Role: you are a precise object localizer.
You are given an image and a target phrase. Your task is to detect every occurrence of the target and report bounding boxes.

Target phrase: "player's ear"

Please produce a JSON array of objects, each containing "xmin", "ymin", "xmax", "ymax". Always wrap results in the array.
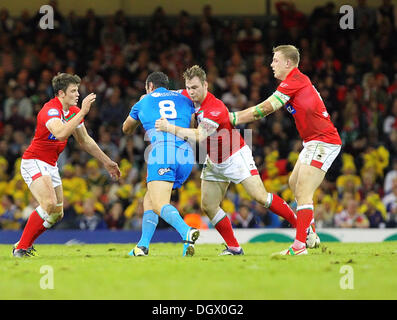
[{"xmin": 57, "ymin": 89, "xmax": 65, "ymax": 98}]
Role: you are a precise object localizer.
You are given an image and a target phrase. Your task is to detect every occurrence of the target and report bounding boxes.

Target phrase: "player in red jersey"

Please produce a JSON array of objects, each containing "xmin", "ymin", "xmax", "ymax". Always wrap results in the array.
[
  {"xmin": 155, "ymin": 65, "xmax": 298, "ymax": 255},
  {"xmin": 13, "ymin": 73, "xmax": 121, "ymax": 257},
  {"xmin": 230, "ymin": 45, "xmax": 342, "ymax": 256}
]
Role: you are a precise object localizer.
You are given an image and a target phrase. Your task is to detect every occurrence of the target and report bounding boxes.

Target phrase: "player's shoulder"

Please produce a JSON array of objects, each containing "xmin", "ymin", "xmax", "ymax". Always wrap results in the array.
[
  {"xmin": 284, "ymin": 68, "xmax": 310, "ymax": 85},
  {"xmin": 40, "ymin": 98, "xmax": 62, "ymax": 117},
  {"xmin": 207, "ymin": 92, "xmax": 228, "ymax": 111}
]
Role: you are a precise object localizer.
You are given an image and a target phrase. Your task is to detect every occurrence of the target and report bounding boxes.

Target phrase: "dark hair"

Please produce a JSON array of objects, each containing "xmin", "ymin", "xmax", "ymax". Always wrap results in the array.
[
  {"xmin": 52, "ymin": 72, "xmax": 81, "ymax": 96},
  {"xmin": 146, "ymin": 72, "xmax": 169, "ymax": 89}
]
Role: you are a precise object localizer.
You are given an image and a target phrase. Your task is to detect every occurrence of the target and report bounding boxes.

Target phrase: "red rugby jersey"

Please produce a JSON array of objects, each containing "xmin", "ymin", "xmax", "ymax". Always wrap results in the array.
[
  {"xmin": 274, "ymin": 67, "xmax": 341, "ymax": 145},
  {"xmin": 182, "ymin": 89, "xmax": 245, "ymax": 163},
  {"xmin": 23, "ymin": 97, "xmax": 84, "ymax": 166}
]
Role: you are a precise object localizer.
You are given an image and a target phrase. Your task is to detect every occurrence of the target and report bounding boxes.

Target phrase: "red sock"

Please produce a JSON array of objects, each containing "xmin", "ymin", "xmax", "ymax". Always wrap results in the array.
[
  {"xmin": 269, "ymin": 194, "xmax": 297, "ymax": 227},
  {"xmin": 17, "ymin": 210, "xmax": 46, "ymax": 249},
  {"xmin": 296, "ymin": 206, "xmax": 314, "ymax": 243},
  {"xmin": 29, "ymin": 225, "xmax": 47, "ymax": 247},
  {"xmin": 214, "ymin": 216, "xmax": 240, "ymax": 248}
]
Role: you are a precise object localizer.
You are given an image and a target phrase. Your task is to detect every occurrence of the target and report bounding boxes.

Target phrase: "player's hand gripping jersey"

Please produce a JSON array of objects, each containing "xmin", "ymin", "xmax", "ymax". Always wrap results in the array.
[
  {"xmin": 23, "ymin": 97, "xmax": 84, "ymax": 166},
  {"xmin": 181, "ymin": 89, "xmax": 246, "ymax": 163},
  {"xmin": 273, "ymin": 67, "xmax": 341, "ymax": 145},
  {"xmin": 129, "ymin": 87, "xmax": 195, "ymax": 188}
]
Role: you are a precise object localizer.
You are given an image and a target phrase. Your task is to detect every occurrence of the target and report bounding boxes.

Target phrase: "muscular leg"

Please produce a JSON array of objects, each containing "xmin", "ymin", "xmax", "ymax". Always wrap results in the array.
[
  {"xmin": 288, "ymin": 159, "xmax": 301, "ymax": 196},
  {"xmin": 200, "ymin": 179, "xmax": 229, "ymax": 221},
  {"xmin": 16, "ymin": 175, "xmax": 58, "ymax": 250},
  {"xmin": 241, "ymin": 175, "xmax": 297, "ymax": 227},
  {"xmin": 294, "ymin": 163, "xmax": 325, "ymax": 206},
  {"xmin": 147, "ymin": 180, "xmax": 191, "ymax": 241},
  {"xmin": 136, "ymin": 192, "xmax": 159, "ymax": 249},
  {"xmin": 201, "ymin": 179, "xmax": 241, "ymax": 250},
  {"xmin": 293, "ymin": 163, "xmax": 326, "ymax": 247}
]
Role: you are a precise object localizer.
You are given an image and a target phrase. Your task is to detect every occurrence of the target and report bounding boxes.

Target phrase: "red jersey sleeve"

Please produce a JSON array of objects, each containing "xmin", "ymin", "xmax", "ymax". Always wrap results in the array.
[
  {"xmin": 41, "ymin": 106, "xmax": 62, "ymax": 126},
  {"xmin": 275, "ymin": 68, "xmax": 306, "ymax": 101}
]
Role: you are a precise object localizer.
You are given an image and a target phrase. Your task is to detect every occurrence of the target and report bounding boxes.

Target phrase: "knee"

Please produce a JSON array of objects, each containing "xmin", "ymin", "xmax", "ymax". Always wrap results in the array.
[
  {"xmin": 201, "ymin": 199, "xmax": 216, "ymax": 216},
  {"xmin": 41, "ymin": 199, "xmax": 58, "ymax": 214},
  {"xmin": 294, "ymin": 186, "xmax": 313, "ymax": 205},
  {"xmin": 252, "ymin": 190, "xmax": 268, "ymax": 206}
]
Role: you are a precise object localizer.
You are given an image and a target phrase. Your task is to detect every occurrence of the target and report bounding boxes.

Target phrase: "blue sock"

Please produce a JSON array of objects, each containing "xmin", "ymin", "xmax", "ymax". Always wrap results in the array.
[
  {"xmin": 160, "ymin": 204, "xmax": 190, "ymax": 240},
  {"xmin": 137, "ymin": 210, "xmax": 158, "ymax": 248}
]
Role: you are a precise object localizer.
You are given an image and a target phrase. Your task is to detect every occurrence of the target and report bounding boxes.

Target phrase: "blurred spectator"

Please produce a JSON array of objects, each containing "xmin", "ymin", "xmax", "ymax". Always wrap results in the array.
[
  {"xmin": 314, "ymin": 195, "xmax": 335, "ymax": 228},
  {"xmin": 54, "ymin": 194, "xmax": 78, "ymax": 229},
  {"xmin": 363, "ymin": 193, "xmax": 387, "ymax": 228},
  {"xmin": 382, "ymin": 177, "xmax": 397, "ymax": 227},
  {"xmin": 334, "ymin": 199, "xmax": 369, "ymax": 228},
  {"xmin": 275, "ymin": 1, "xmax": 306, "ymax": 32},
  {"xmin": 105, "ymin": 201, "xmax": 126, "ymax": 230},
  {"xmin": 236, "ymin": 18, "xmax": 262, "ymax": 54},
  {"xmin": 97, "ymin": 129, "xmax": 120, "ymax": 162},
  {"xmin": 0, "ymin": 194, "xmax": 23, "ymax": 230},
  {"xmin": 4, "ymin": 86, "xmax": 33, "ymax": 121},
  {"xmin": 78, "ymin": 197, "xmax": 107, "ymax": 231},
  {"xmin": 232, "ymin": 202, "xmax": 260, "ymax": 228},
  {"xmin": 377, "ymin": 0, "xmax": 395, "ymax": 27},
  {"xmin": 100, "ymin": 16, "xmax": 126, "ymax": 46},
  {"xmin": 0, "ymin": 8, "xmax": 14, "ymax": 33},
  {"xmin": 384, "ymin": 157, "xmax": 397, "ymax": 194},
  {"xmin": 354, "ymin": 0, "xmax": 377, "ymax": 30}
]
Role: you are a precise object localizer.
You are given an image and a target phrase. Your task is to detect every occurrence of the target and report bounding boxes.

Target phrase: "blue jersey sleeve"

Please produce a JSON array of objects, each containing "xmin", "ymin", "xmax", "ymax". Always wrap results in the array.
[{"xmin": 129, "ymin": 101, "xmax": 141, "ymax": 121}]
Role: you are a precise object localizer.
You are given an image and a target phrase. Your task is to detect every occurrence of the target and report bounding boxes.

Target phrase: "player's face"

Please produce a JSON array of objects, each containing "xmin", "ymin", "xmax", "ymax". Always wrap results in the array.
[
  {"xmin": 271, "ymin": 52, "xmax": 288, "ymax": 80},
  {"xmin": 185, "ymin": 77, "xmax": 208, "ymax": 104},
  {"xmin": 62, "ymin": 84, "xmax": 80, "ymax": 107}
]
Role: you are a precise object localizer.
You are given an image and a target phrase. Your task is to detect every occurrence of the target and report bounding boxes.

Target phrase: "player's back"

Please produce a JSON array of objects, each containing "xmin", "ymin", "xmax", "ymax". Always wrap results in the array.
[{"xmin": 131, "ymin": 87, "xmax": 195, "ymax": 147}]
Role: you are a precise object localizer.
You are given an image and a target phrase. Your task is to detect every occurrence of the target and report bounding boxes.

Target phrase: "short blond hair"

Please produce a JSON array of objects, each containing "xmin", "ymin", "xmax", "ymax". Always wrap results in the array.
[
  {"xmin": 183, "ymin": 65, "xmax": 206, "ymax": 84},
  {"xmin": 273, "ymin": 45, "xmax": 300, "ymax": 66}
]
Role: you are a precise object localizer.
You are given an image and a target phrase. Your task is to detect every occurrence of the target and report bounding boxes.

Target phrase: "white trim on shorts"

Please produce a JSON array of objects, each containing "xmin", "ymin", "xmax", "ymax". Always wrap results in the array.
[
  {"xmin": 298, "ymin": 140, "xmax": 341, "ymax": 172},
  {"xmin": 20, "ymin": 158, "xmax": 62, "ymax": 188},
  {"xmin": 200, "ymin": 145, "xmax": 259, "ymax": 184}
]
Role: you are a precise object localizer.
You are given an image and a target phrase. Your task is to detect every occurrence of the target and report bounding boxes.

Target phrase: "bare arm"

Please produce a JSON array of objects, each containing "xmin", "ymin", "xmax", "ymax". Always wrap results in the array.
[
  {"xmin": 73, "ymin": 124, "xmax": 121, "ymax": 180},
  {"xmin": 229, "ymin": 93, "xmax": 287, "ymax": 126},
  {"xmin": 46, "ymin": 93, "xmax": 96, "ymax": 141},
  {"xmin": 155, "ymin": 117, "xmax": 216, "ymax": 143},
  {"xmin": 189, "ymin": 113, "xmax": 197, "ymax": 128},
  {"xmin": 122, "ymin": 116, "xmax": 140, "ymax": 135}
]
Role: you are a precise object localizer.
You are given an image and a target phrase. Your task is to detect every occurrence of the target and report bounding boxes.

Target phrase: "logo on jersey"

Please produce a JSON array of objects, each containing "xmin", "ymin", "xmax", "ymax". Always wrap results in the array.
[
  {"xmin": 210, "ymin": 111, "xmax": 221, "ymax": 117},
  {"xmin": 48, "ymin": 108, "xmax": 60, "ymax": 117},
  {"xmin": 285, "ymin": 103, "xmax": 296, "ymax": 114},
  {"xmin": 158, "ymin": 168, "xmax": 171, "ymax": 176},
  {"xmin": 151, "ymin": 92, "xmax": 178, "ymax": 98},
  {"xmin": 322, "ymin": 111, "xmax": 329, "ymax": 118},
  {"xmin": 279, "ymin": 82, "xmax": 288, "ymax": 88},
  {"xmin": 48, "ymin": 133, "xmax": 57, "ymax": 141}
]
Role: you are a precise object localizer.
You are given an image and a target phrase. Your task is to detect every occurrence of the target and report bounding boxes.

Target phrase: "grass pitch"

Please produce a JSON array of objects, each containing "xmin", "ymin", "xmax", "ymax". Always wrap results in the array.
[{"xmin": 1, "ymin": 242, "xmax": 397, "ymax": 300}]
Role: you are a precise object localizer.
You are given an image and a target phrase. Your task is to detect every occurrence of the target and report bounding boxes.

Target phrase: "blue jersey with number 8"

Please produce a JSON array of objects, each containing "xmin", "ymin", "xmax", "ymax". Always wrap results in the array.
[{"xmin": 129, "ymin": 87, "xmax": 195, "ymax": 146}]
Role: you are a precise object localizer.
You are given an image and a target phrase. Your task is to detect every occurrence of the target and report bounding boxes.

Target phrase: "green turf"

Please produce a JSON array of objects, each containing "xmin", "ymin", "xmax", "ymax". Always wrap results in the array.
[{"xmin": 1, "ymin": 242, "xmax": 397, "ymax": 300}]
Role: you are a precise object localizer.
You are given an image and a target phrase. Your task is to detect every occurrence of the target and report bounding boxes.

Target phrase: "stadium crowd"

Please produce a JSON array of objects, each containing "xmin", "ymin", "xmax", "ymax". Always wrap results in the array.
[{"xmin": 0, "ymin": 0, "xmax": 396, "ymax": 231}]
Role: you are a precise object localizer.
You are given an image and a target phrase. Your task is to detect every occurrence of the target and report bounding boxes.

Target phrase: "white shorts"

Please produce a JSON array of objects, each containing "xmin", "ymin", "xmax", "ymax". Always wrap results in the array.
[
  {"xmin": 200, "ymin": 145, "xmax": 259, "ymax": 184},
  {"xmin": 298, "ymin": 140, "xmax": 341, "ymax": 172},
  {"xmin": 20, "ymin": 159, "xmax": 62, "ymax": 188}
]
